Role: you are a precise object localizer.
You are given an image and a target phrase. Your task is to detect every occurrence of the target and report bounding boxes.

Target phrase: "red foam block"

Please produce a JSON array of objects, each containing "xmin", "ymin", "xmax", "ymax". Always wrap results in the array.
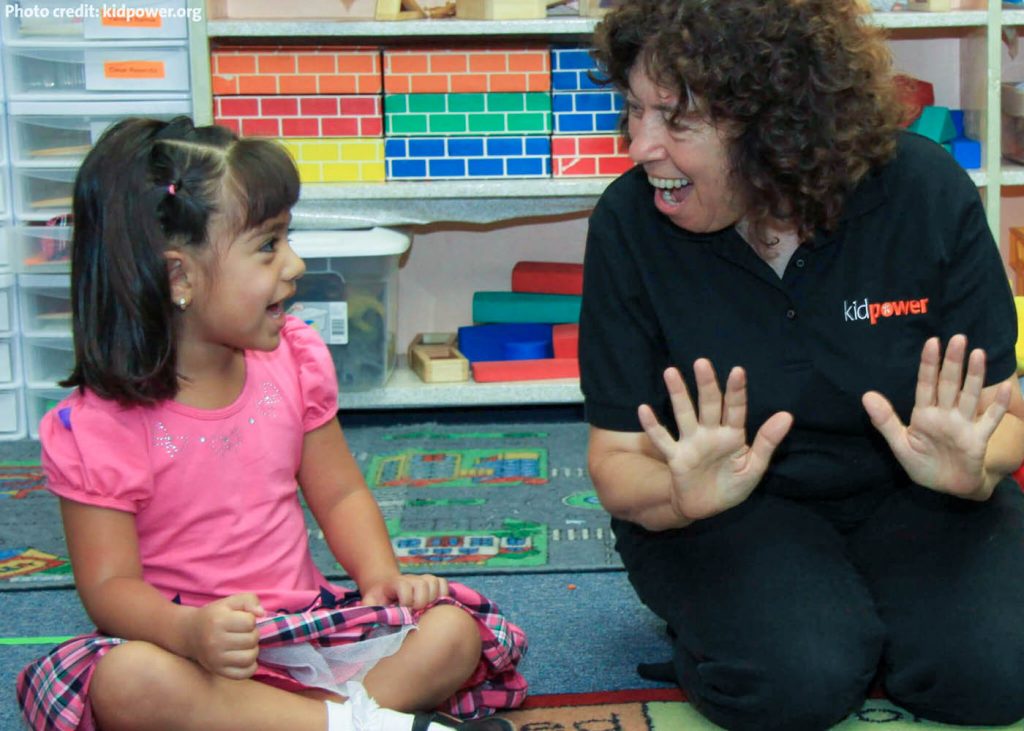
[
  {"xmin": 471, "ymin": 358, "xmax": 579, "ymax": 382},
  {"xmin": 552, "ymin": 323, "xmax": 578, "ymax": 359},
  {"xmin": 511, "ymin": 261, "xmax": 583, "ymax": 296}
]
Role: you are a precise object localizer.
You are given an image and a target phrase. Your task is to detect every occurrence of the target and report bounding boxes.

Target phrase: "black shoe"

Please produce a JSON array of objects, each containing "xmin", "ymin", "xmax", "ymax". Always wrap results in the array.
[
  {"xmin": 637, "ymin": 659, "xmax": 676, "ymax": 684},
  {"xmin": 412, "ymin": 711, "xmax": 515, "ymax": 731}
]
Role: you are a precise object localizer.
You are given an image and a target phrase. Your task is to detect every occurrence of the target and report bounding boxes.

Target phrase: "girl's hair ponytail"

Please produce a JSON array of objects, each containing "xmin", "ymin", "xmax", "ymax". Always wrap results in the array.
[{"xmin": 62, "ymin": 116, "xmax": 300, "ymax": 406}]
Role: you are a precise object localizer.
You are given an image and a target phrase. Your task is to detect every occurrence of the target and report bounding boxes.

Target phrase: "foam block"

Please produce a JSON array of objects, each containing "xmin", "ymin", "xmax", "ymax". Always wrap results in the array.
[
  {"xmin": 472, "ymin": 292, "xmax": 582, "ymax": 324},
  {"xmin": 552, "ymin": 323, "xmax": 579, "ymax": 359},
  {"xmin": 472, "ymin": 358, "xmax": 580, "ymax": 382},
  {"xmin": 511, "ymin": 261, "xmax": 583, "ymax": 295},
  {"xmin": 908, "ymin": 106, "xmax": 957, "ymax": 144},
  {"xmin": 457, "ymin": 323, "xmax": 553, "ymax": 363}
]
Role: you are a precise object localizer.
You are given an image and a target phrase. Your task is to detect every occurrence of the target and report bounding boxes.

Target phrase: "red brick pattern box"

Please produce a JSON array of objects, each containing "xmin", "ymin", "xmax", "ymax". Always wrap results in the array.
[
  {"xmin": 383, "ymin": 46, "xmax": 550, "ymax": 94},
  {"xmin": 552, "ymin": 135, "xmax": 633, "ymax": 177},
  {"xmin": 211, "ymin": 45, "xmax": 382, "ymax": 96},
  {"xmin": 215, "ymin": 96, "xmax": 383, "ymax": 138}
]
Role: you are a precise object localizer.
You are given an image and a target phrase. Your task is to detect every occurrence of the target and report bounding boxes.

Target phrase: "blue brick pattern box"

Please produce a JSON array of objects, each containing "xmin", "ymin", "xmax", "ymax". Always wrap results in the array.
[
  {"xmin": 385, "ymin": 136, "xmax": 552, "ymax": 179},
  {"xmin": 553, "ymin": 90, "xmax": 624, "ymax": 134},
  {"xmin": 551, "ymin": 47, "xmax": 607, "ymax": 92}
]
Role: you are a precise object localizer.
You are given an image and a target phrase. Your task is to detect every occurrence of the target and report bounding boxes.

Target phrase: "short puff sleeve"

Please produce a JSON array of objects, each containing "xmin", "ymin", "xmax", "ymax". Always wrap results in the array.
[
  {"xmin": 39, "ymin": 390, "xmax": 154, "ymax": 513},
  {"xmin": 281, "ymin": 316, "xmax": 339, "ymax": 432}
]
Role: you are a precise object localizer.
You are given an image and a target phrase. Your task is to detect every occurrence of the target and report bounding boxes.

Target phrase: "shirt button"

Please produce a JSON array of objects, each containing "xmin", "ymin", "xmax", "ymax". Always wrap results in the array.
[
  {"xmin": 795, "ymin": 258, "xmax": 805, "ymax": 268},
  {"xmin": 786, "ymin": 308, "xmax": 797, "ymax": 320}
]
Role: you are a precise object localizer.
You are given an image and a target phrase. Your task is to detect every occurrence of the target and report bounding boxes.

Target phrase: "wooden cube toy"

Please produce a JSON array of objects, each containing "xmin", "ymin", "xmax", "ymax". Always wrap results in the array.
[{"xmin": 408, "ymin": 333, "xmax": 470, "ymax": 383}]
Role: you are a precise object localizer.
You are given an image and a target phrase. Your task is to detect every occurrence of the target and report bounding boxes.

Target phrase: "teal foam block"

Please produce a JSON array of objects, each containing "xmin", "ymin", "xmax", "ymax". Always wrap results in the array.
[
  {"xmin": 472, "ymin": 292, "xmax": 582, "ymax": 324},
  {"xmin": 908, "ymin": 106, "xmax": 957, "ymax": 144}
]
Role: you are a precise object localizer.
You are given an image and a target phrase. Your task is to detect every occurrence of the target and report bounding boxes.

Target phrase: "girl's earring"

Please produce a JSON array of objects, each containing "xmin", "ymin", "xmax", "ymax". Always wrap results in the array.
[{"xmin": 177, "ymin": 297, "xmax": 188, "ymax": 311}]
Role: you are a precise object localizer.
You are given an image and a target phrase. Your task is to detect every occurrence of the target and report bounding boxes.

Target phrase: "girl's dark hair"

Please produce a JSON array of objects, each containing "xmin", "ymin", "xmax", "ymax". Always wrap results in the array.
[
  {"xmin": 62, "ymin": 116, "xmax": 300, "ymax": 406},
  {"xmin": 592, "ymin": 0, "xmax": 904, "ymax": 243}
]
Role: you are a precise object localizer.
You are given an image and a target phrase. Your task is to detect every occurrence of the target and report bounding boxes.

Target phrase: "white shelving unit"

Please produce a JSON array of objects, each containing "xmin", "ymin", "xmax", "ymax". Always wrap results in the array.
[{"xmin": 189, "ymin": 1, "xmax": 1009, "ymax": 410}]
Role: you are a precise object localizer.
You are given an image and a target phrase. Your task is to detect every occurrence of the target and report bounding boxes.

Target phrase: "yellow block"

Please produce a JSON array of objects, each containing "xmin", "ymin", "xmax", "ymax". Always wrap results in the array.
[{"xmin": 281, "ymin": 138, "xmax": 385, "ymax": 182}]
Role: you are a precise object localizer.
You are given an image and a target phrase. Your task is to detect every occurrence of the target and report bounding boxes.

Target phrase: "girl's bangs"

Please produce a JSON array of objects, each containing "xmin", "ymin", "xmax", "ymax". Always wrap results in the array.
[{"xmin": 229, "ymin": 139, "xmax": 301, "ymax": 231}]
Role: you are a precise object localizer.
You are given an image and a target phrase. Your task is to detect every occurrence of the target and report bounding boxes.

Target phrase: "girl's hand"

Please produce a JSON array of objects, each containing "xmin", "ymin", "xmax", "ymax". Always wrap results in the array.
[
  {"xmin": 639, "ymin": 361, "xmax": 793, "ymax": 522},
  {"xmin": 863, "ymin": 335, "xmax": 1011, "ymax": 499},
  {"xmin": 361, "ymin": 574, "xmax": 449, "ymax": 610},
  {"xmin": 186, "ymin": 593, "xmax": 265, "ymax": 679}
]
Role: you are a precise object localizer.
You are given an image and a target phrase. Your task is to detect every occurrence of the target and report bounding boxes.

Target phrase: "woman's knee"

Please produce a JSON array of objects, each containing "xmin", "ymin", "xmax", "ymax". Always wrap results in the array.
[
  {"xmin": 679, "ymin": 639, "xmax": 878, "ymax": 731},
  {"xmin": 887, "ymin": 638, "xmax": 1024, "ymax": 726}
]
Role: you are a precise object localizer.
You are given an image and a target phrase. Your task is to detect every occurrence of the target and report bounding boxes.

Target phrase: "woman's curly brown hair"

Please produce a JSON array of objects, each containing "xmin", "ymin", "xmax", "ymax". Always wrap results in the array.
[{"xmin": 592, "ymin": 0, "xmax": 904, "ymax": 243}]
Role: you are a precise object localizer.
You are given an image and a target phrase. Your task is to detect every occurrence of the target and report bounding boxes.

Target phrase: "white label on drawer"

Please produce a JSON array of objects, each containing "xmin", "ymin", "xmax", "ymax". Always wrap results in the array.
[
  {"xmin": 288, "ymin": 301, "xmax": 348, "ymax": 345},
  {"xmin": 0, "ymin": 342, "xmax": 11, "ymax": 382}
]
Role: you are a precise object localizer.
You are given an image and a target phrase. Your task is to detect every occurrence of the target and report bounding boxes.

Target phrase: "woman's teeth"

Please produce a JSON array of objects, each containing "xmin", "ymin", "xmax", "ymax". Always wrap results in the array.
[{"xmin": 649, "ymin": 176, "xmax": 690, "ymax": 203}]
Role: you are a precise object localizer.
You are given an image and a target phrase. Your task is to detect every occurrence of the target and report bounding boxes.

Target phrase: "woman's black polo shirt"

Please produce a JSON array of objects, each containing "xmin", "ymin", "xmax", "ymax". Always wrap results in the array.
[{"xmin": 579, "ymin": 132, "xmax": 1017, "ymax": 499}]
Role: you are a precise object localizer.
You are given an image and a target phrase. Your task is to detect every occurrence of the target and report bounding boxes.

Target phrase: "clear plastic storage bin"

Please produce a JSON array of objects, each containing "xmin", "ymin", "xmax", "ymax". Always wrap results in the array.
[
  {"xmin": 3, "ymin": 0, "xmax": 190, "ymax": 41},
  {"xmin": 17, "ymin": 272, "xmax": 71, "ymax": 337},
  {"xmin": 12, "ymin": 166, "xmax": 75, "ymax": 220},
  {"xmin": 8, "ymin": 99, "xmax": 192, "ymax": 165},
  {"xmin": 4, "ymin": 43, "xmax": 191, "ymax": 99},
  {"xmin": 10, "ymin": 222, "xmax": 71, "ymax": 272},
  {"xmin": 287, "ymin": 228, "xmax": 410, "ymax": 392},
  {"xmin": 22, "ymin": 335, "xmax": 72, "ymax": 387},
  {"xmin": 0, "ymin": 385, "xmax": 27, "ymax": 440}
]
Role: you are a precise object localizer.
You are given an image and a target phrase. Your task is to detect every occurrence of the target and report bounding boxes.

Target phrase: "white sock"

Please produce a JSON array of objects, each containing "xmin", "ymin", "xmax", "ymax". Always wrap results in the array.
[{"xmin": 324, "ymin": 682, "xmax": 450, "ymax": 731}]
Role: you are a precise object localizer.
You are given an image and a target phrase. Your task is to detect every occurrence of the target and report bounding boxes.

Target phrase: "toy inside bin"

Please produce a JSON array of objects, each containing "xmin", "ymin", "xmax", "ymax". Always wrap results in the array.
[{"xmin": 286, "ymin": 228, "xmax": 410, "ymax": 392}]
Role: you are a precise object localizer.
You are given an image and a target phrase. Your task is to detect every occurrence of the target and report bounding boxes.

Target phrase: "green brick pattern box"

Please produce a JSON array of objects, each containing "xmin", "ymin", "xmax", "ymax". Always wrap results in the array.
[{"xmin": 384, "ymin": 92, "xmax": 552, "ymax": 136}]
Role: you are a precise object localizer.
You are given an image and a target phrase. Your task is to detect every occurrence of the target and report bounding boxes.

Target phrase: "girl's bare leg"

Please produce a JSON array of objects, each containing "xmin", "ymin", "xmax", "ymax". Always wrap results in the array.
[
  {"xmin": 363, "ymin": 605, "xmax": 483, "ymax": 711},
  {"xmin": 90, "ymin": 640, "xmax": 328, "ymax": 731}
]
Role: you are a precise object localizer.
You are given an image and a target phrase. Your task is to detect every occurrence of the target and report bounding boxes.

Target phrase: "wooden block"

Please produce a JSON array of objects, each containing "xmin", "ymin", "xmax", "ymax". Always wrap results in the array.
[
  {"xmin": 456, "ymin": 0, "xmax": 547, "ymax": 19},
  {"xmin": 408, "ymin": 333, "xmax": 470, "ymax": 382},
  {"xmin": 472, "ymin": 358, "xmax": 580, "ymax": 382},
  {"xmin": 511, "ymin": 261, "xmax": 583, "ymax": 295}
]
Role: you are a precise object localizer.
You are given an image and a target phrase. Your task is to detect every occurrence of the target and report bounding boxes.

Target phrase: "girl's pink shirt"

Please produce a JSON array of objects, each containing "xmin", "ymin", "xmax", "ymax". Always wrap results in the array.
[{"xmin": 39, "ymin": 317, "xmax": 342, "ymax": 612}]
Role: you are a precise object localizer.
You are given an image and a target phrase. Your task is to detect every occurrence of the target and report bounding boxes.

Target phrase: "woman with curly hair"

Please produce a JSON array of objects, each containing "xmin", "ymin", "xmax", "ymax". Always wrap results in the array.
[{"xmin": 579, "ymin": 1, "xmax": 1024, "ymax": 729}]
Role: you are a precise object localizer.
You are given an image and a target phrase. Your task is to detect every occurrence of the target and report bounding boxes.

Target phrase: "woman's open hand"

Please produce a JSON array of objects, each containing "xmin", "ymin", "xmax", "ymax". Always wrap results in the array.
[
  {"xmin": 639, "ymin": 360, "xmax": 793, "ymax": 522},
  {"xmin": 862, "ymin": 334, "xmax": 1011, "ymax": 499}
]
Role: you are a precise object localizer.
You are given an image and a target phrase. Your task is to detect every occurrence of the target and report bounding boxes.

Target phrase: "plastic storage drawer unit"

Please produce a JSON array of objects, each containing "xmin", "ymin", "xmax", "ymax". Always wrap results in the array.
[{"xmin": 287, "ymin": 228, "xmax": 410, "ymax": 392}]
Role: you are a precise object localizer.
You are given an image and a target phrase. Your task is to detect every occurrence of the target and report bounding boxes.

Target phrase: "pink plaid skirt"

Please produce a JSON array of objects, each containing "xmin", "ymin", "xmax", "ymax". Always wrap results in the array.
[{"xmin": 16, "ymin": 582, "xmax": 528, "ymax": 731}]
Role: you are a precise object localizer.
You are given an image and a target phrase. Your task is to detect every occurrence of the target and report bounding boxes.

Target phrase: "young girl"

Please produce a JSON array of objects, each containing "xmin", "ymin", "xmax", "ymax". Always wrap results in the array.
[{"xmin": 16, "ymin": 117, "xmax": 526, "ymax": 731}]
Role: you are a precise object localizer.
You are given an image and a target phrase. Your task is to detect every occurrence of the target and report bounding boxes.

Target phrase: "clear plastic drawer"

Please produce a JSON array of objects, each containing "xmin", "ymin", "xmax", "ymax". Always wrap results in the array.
[
  {"xmin": 3, "ymin": 0, "xmax": 190, "ymax": 42},
  {"xmin": 17, "ymin": 273, "xmax": 71, "ymax": 337},
  {"xmin": 0, "ymin": 272, "xmax": 17, "ymax": 335},
  {"xmin": 0, "ymin": 385, "xmax": 27, "ymax": 440},
  {"xmin": 4, "ymin": 43, "xmax": 191, "ymax": 99},
  {"xmin": 11, "ymin": 222, "xmax": 71, "ymax": 273},
  {"xmin": 22, "ymin": 335, "xmax": 73, "ymax": 387},
  {"xmin": 0, "ymin": 335, "xmax": 21, "ymax": 384},
  {"xmin": 12, "ymin": 166, "xmax": 75, "ymax": 220},
  {"xmin": 27, "ymin": 385, "xmax": 71, "ymax": 439},
  {"xmin": 8, "ymin": 99, "xmax": 192, "ymax": 165}
]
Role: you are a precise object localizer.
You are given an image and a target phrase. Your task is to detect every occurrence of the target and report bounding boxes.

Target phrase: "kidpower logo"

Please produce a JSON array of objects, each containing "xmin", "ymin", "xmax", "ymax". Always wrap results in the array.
[{"xmin": 844, "ymin": 297, "xmax": 929, "ymax": 325}]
